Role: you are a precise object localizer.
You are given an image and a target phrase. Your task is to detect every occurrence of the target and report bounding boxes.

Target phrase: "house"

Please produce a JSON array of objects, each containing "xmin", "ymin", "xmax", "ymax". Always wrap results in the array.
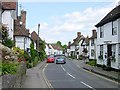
[
  {"xmin": 31, "ymin": 31, "xmax": 42, "ymax": 50},
  {"xmin": 45, "ymin": 44, "xmax": 52, "ymax": 55},
  {"xmin": 69, "ymin": 32, "xmax": 84, "ymax": 58},
  {"xmin": 49, "ymin": 44, "xmax": 63, "ymax": 55},
  {"xmin": 14, "ymin": 10, "xmax": 32, "ymax": 53},
  {"xmin": 95, "ymin": 4, "xmax": 120, "ymax": 69},
  {"xmin": 81, "ymin": 36, "xmax": 90, "ymax": 58},
  {"xmin": 2, "ymin": 2, "xmax": 18, "ymax": 40},
  {"xmin": 66, "ymin": 41, "xmax": 71, "ymax": 56},
  {"xmin": 89, "ymin": 29, "xmax": 97, "ymax": 60}
]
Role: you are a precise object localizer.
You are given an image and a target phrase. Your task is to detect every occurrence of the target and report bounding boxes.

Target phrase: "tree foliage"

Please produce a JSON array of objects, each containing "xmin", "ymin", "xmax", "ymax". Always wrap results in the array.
[{"xmin": 2, "ymin": 26, "xmax": 14, "ymax": 48}]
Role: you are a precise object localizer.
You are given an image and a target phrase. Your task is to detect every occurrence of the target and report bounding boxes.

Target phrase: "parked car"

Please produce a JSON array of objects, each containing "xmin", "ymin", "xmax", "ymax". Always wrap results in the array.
[
  {"xmin": 56, "ymin": 55, "xmax": 66, "ymax": 64},
  {"xmin": 46, "ymin": 55, "xmax": 55, "ymax": 63}
]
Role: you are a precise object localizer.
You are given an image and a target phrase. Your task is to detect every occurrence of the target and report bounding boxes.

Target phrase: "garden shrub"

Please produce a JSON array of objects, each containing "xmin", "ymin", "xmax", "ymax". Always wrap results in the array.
[
  {"xmin": 2, "ymin": 62, "xmax": 19, "ymax": 75},
  {"xmin": 87, "ymin": 59, "xmax": 97, "ymax": 66}
]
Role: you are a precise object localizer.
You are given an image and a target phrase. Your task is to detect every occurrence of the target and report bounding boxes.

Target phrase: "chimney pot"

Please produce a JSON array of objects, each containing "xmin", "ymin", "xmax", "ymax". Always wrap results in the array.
[{"xmin": 77, "ymin": 32, "xmax": 81, "ymax": 37}]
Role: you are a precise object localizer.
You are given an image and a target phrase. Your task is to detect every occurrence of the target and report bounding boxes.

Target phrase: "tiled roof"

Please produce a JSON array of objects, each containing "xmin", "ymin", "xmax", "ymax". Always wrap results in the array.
[
  {"xmin": 2, "ymin": 2, "xmax": 17, "ymax": 10},
  {"xmin": 31, "ymin": 31, "xmax": 41, "ymax": 42},
  {"xmin": 50, "ymin": 44, "xmax": 62, "ymax": 50},
  {"xmin": 70, "ymin": 35, "xmax": 84, "ymax": 46},
  {"xmin": 95, "ymin": 5, "xmax": 120, "ymax": 27},
  {"xmin": 81, "ymin": 36, "xmax": 90, "ymax": 46},
  {"xmin": 47, "ymin": 44, "xmax": 51, "ymax": 49},
  {"xmin": 14, "ymin": 19, "xmax": 29, "ymax": 37}
]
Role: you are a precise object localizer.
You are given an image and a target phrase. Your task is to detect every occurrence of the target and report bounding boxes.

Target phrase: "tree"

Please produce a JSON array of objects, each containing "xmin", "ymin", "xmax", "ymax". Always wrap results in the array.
[
  {"xmin": 39, "ymin": 40, "xmax": 46, "ymax": 61},
  {"xmin": 2, "ymin": 26, "xmax": 14, "ymax": 48},
  {"xmin": 56, "ymin": 41, "xmax": 62, "ymax": 47}
]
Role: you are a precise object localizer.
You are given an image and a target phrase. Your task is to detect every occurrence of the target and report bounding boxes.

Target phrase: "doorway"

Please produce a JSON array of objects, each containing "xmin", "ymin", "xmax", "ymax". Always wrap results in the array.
[{"xmin": 107, "ymin": 44, "xmax": 112, "ymax": 67}]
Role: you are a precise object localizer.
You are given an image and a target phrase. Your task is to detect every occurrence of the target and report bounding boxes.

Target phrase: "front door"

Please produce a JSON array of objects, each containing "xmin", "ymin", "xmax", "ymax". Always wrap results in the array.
[{"xmin": 107, "ymin": 44, "xmax": 112, "ymax": 67}]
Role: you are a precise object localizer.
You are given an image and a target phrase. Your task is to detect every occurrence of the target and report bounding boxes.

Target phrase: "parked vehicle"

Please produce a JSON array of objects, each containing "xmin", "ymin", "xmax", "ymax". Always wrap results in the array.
[{"xmin": 46, "ymin": 55, "xmax": 55, "ymax": 63}]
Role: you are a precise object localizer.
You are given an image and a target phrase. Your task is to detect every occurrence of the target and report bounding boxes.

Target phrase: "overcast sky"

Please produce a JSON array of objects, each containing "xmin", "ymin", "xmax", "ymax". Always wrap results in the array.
[{"xmin": 18, "ymin": 0, "xmax": 120, "ymax": 45}]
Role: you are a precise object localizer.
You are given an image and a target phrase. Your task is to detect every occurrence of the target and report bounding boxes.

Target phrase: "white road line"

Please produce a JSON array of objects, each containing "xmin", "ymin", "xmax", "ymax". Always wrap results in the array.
[
  {"xmin": 62, "ymin": 67, "xmax": 66, "ymax": 71},
  {"xmin": 67, "ymin": 72, "xmax": 76, "ymax": 79},
  {"xmin": 80, "ymin": 81, "xmax": 95, "ymax": 90}
]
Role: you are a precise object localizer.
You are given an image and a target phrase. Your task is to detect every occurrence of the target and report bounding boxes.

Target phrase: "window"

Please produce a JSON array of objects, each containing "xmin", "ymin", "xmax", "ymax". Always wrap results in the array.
[
  {"xmin": 91, "ymin": 49, "xmax": 94, "ymax": 57},
  {"xmin": 100, "ymin": 45, "xmax": 103, "ymax": 56},
  {"xmin": 91, "ymin": 39, "xmax": 94, "ymax": 46},
  {"xmin": 112, "ymin": 20, "xmax": 117, "ymax": 35},
  {"xmin": 100, "ymin": 26, "xmax": 104, "ymax": 38},
  {"xmin": 112, "ymin": 44, "xmax": 116, "ymax": 57}
]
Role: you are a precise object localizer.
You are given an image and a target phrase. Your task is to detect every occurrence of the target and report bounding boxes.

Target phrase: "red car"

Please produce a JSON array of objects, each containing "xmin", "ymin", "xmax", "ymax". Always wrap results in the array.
[{"xmin": 46, "ymin": 55, "xmax": 55, "ymax": 63}]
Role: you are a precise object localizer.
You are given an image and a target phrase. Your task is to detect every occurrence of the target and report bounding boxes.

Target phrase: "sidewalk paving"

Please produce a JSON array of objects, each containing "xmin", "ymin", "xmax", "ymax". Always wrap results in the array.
[
  {"xmin": 73, "ymin": 59, "xmax": 120, "ymax": 82},
  {"xmin": 21, "ymin": 60, "xmax": 48, "ymax": 88}
]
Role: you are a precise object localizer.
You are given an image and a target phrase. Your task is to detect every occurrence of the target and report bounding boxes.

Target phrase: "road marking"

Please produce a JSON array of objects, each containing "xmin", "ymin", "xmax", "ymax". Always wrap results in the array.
[
  {"xmin": 63, "ymin": 67, "xmax": 66, "ymax": 72},
  {"xmin": 67, "ymin": 72, "xmax": 76, "ymax": 79},
  {"xmin": 76, "ymin": 64, "xmax": 118, "ymax": 84},
  {"xmin": 80, "ymin": 81, "xmax": 95, "ymax": 90}
]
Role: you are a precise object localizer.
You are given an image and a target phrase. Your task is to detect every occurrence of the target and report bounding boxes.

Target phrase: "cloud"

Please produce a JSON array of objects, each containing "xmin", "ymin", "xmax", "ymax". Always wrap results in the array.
[{"xmin": 30, "ymin": 1, "xmax": 118, "ymax": 44}]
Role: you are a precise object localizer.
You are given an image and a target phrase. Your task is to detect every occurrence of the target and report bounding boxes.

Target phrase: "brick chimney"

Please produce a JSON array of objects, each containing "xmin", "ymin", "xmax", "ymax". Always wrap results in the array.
[
  {"xmin": 77, "ymin": 32, "xmax": 81, "ymax": 37},
  {"xmin": 68, "ymin": 41, "xmax": 71, "ymax": 46},
  {"xmin": 92, "ymin": 29, "xmax": 96, "ymax": 36},
  {"xmin": 21, "ymin": 10, "xmax": 26, "ymax": 27}
]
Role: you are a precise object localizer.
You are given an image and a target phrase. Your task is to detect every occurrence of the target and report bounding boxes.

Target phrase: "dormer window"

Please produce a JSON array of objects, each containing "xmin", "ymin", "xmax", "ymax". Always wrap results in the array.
[{"xmin": 112, "ymin": 20, "xmax": 117, "ymax": 35}]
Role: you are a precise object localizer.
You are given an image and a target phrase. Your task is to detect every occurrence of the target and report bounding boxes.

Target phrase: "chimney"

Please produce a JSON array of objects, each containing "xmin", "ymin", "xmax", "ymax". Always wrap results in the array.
[
  {"xmin": 68, "ymin": 41, "xmax": 71, "ymax": 46},
  {"xmin": 77, "ymin": 32, "xmax": 81, "ymax": 37},
  {"xmin": 21, "ymin": 10, "xmax": 26, "ymax": 27},
  {"xmin": 92, "ymin": 29, "xmax": 96, "ymax": 36}
]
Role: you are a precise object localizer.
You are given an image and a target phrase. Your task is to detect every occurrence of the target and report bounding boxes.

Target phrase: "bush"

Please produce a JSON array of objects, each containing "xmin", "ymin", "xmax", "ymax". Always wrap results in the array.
[
  {"xmin": 87, "ymin": 59, "xmax": 96, "ymax": 66},
  {"xmin": 79, "ymin": 55, "xmax": 83, "ymax": 60},
  {"xmin": 33, "ymin": 57, "xmax": 38, "ymax": 66},
  {"xmin": 2, "ymin": 62, "xmax": 19, "ymax": 75},
  {"xmin": 26, "ymin": 61, "xmax": 33, "ymax": 68},
  {"xmin": 3, "ymin": 38, "xmax": 14, "ymax": 49}
]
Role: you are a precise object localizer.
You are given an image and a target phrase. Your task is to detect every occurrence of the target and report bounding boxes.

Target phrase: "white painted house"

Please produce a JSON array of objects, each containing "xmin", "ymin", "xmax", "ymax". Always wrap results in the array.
[
  {"xmin": 81, "ymin": 36, "xmax": 89, "ymax": 58},
  {"xmin": 95, "ymin": 5, "xmax": 120, "ymax": 69},
  {"xmin": 2, "ymin": 2, "xmax": 17, "ymax": 40},
  {"xmin": 89, "ymin": 29, "xmax": 97, "ymax": 60},
  {"xmin": 49, "ymin": 44, "xmax": 63, "ymax": 55},
  {"xmin": 14, "ymin": 10, "xmax": 32, "ymax": 52},
  {"xmin": 69, "ymin": 32, "xmax": 84, "ymax": 58},
  {"xmin": 45, "ymin": 44, "xmax": 52, "ymax": 55}
]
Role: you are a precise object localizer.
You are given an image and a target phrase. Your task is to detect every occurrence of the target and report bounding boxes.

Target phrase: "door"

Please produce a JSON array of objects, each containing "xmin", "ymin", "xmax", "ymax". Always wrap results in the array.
[{"xmin": 107, "ymin": 44, "xmax": 112, "ymax": 67}]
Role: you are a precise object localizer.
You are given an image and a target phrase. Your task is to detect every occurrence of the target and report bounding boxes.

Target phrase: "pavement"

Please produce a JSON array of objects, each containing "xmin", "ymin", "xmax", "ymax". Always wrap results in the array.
[
  {"xmin": 73, "ymin": 59, "xmax": 120, "ymax": 83},
  {"xmin": 21, "ymin": 60, "xmax": 49, "ymax": 88}
]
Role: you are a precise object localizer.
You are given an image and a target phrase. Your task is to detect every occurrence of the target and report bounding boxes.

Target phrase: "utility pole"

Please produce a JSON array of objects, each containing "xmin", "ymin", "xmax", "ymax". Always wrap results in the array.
[{"xmin": 38, "ymin": 24, "xmax": 40, "ymax": 50}]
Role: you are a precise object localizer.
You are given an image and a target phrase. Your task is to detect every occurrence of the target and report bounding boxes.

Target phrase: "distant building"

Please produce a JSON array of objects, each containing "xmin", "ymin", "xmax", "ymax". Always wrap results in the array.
[{"xmin": 89, "ymin": 29, "xmax": 97, "ymax": 60}]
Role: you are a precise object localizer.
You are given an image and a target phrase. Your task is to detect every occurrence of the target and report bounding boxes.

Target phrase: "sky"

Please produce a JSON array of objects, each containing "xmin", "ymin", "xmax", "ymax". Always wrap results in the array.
[{"xmin": 18, "ymin": 0, "xmax": 120, "ymax": 45}]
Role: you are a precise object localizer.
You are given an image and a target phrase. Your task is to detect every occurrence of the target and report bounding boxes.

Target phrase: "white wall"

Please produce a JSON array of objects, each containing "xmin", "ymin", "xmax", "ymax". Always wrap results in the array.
[
  {"xmin": 78, "ymin": 40, "xmax": 83, "ymax": 55},
  {"xmin": 2, "ymin": 10, "xmax": 16, "ymax": 40},
  {"xmin": 96, "ymin": 19, "xmax": 119, "ymax": 69},
  {"xmin": 89, "ymin": 39, "xmax": 97, "ymax": 59},
  {"xmin": 15, "ymin": 36, "xmax": 25, "ymax": 50},
  {"xmin": 97, "ymin": 21, "xmax": 118, "ymax": 45}
]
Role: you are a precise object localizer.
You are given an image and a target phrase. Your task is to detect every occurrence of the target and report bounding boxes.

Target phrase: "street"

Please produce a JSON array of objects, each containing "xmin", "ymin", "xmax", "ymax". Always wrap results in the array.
[{"xmin": 44, "ymin": 57, "xmax": 119, "ymax": 89}]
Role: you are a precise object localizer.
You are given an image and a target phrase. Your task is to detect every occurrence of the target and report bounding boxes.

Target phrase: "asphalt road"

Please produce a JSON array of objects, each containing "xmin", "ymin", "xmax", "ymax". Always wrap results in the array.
[{"xmin": 44, "ymin": 57, "xmax": 119, "ymax": 89}]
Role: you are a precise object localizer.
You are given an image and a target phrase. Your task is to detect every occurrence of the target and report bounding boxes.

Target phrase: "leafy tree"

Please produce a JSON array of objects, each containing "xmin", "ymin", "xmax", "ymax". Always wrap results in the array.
[
  {"xmin": 39, "ymin": 40, "xmax": 46, "ymax": 61},
  {"xmin": 56, "ymin": 41, "xmax": 62, "ymax": 47}
]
